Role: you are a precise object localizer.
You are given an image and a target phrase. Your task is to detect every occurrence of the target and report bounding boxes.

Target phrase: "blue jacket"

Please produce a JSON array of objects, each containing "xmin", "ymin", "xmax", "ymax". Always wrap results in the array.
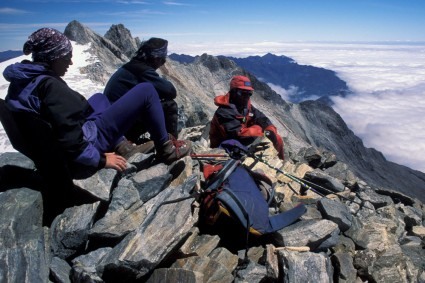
[
  {"xmin": 3, "ymin": 60, "xmax": 105, "ymax": 168},
  {"xmin": 104, "ymin": 59, "xmax": 176, "ymax": 103}
]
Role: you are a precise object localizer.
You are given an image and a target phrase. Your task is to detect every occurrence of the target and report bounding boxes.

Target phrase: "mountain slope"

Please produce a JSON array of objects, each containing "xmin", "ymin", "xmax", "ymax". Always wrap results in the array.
[
  {"xmin": 170, "ymin": 53, "xmax": 351, "ymax": 103},
  {"xmin": 1, "ymin": 20, "xmax": 424, "ymax": 202}
]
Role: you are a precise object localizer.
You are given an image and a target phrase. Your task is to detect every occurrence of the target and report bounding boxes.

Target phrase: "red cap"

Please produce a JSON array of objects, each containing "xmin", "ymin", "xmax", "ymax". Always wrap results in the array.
[{"xmin": 230, "ymin": 75, "xmax": 254, "ymax": 91}]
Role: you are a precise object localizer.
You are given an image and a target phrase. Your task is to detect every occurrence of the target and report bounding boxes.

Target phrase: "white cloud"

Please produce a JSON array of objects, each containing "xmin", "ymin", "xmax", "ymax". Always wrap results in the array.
[
  {"xmin": 267, "ymin": 83, "xmax": 299, "ymax": 101},
  {"xmin": 171, "ymin": 41, "xmax": 425, "ymax": 173},
  {"xmin": 0, "ymin": 8, "xmax": 30, "ymax": 15}
]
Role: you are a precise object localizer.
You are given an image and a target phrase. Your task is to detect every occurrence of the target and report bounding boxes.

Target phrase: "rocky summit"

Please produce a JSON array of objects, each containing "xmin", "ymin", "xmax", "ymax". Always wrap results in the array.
[{"xmin": 0, "ymin": 20, "xmax": 424, "ymax": 282}]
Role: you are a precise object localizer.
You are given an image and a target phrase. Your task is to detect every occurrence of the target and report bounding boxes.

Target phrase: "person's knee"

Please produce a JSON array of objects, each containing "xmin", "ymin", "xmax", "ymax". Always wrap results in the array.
[{"xmin": 136, "ymin": 82, "xmax": 157, "ymax": 96}]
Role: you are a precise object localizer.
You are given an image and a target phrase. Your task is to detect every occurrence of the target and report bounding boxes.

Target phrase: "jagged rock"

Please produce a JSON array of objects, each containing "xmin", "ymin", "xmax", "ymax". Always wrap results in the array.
[
  {"xmin": 89, "ymin": 177, "xmax": 147, "ymax": 242},
  {"xmin": 208, "ymin": 247, "xmax": 239, "ymax": 273},
  {"xmin": 331, "ymin": 235, "xmax": 356, "ymax": 256},
  {"xmin": 358, "ymin": 188, "xmax": 393, "ymax": 209},
  {"xmin": 238, "ymin": 246, "xmax": 265, "ymax": 264},
  {"xmin": 234, "ymin": 260, "xmax": 268, "ymax": 283},
  {"xmin": 317, "ymin": 197, "xmax": 353, "ymax": 232},
  {"xmin": 324, "ymin": 161, "xmax": 358, "ymax": 189},
  {"xmin": 147, "ymin": 268, "xmax": 204, "ymax": 283},
  {"xmin": 345, "ymin": 211, "xmax": 402, "ymax": 251},
  {"xmin": 304, "ymin": 169, "xmax": 345, "ymax": 193},
  {"xmin": 0, "ymin": 152, "xmax": 41, "ymax": 190},
  {"xmin": 397, "ymin": 204, "xmax": 423, "ymax": 229},
  {"xmin": 71, "ymin": 247, "xmax": 112, "ymax": 283},
  {"xmin": 50, "ymin": 257, "xmax": 72, "ymax": 283},
  {"xmin": 273, "ymin": 219, "xmax": 340, "ymax": 251},
  {"xmin": 0, "ymin": 188, "xmax": 50, "ymax": 283},
  {"xmin": 331, "ymin": 252, "xmax": 357, "ymax": 283},
  {"xmin": 179, "ymin": 228, "xmax": 220, "ymax": 257},
  {"xmin": 411, "ymin": 226, "xmax": 425, "ymax": 240},
  {"xmin": 279, "ymin": 250, "xmax": 334, "ymax": 283},
  {"xmin": 98, "ymin": 176, "xmax": 198, "ymax": 280},
  {"xmin": 51, "ymin": 202, "xmax": 100, "ymax": 259},
  {"xmin": 172, "ymin": 256, "xmax": 234, "ymax": 283},
  {"xmin": 302, "ymin": 146, "xmax": 322, "ymax": 168},
  {"xmin": 131, "ymin": 163, "xmax": 172, "ymax": 201},
  {"xmin": 264, "ymin": 245, "xmax": 279, "ymax": 281},
  {"xmin": 104, "ymin": 23, "xmax": 139, "ymax": 59},
  {"xmin": 73, "ymin": 168, "xmax": 118, "ymax": 201},
  {"xmin": 354, "ymin": 244, "xmax": 416, "ymax": 283}
]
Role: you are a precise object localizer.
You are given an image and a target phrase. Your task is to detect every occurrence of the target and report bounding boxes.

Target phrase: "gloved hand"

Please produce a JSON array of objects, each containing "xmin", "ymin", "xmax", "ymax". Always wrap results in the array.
[
  {"xmin": 264, "ymin": 130, "xmax": 278, "ymax": 145},
  {"xmin": 264, "ymin": 126, "xmax": 284, "ymax": 160}
]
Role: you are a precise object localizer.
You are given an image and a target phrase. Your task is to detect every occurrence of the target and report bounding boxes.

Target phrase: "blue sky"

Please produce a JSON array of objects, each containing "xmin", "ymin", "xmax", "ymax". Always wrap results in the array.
[{"xmin": 1, "ymin": 0, "xmax": 425, "ymax": 52}]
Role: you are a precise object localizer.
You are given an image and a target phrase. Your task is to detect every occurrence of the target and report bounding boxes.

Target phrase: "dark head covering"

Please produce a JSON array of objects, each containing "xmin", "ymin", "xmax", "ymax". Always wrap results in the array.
[
  {"xmin": 23, "ymin": 28, "xmax": 72, "ymax": 63},
  {"xmin": 135, "ymin": 37, "xmax": 168, "ymax": 59}
]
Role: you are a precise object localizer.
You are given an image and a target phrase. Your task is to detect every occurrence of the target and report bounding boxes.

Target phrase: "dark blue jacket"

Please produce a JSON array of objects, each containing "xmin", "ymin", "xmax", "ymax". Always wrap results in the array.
[
  {"xmin": 3, "ymin": 60, "xmax": 104, "ymax": 168},
  {"xmin": 104, "ymin": 59, "xmax": 176, "ymax": 103}
]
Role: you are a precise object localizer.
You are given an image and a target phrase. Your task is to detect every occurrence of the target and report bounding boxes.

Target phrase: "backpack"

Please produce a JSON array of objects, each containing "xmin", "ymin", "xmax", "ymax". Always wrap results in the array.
[{"xmin": 199, "ymin": 158, "xmax": 306, "ymax": 236}]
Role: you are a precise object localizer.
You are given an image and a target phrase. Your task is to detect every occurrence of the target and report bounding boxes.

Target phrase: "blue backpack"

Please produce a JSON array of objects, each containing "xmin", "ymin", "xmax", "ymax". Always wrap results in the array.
[{"xmin": 200, "ymin": 158, "xmax": 306, "ymax": 236}]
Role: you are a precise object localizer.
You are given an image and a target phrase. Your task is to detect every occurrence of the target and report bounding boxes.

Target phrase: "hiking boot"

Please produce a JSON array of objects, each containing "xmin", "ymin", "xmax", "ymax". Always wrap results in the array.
[
  {"xmin": 156, "ymin": 136, "xmax": 192, "ymax": 164},
  {"xmin": 115, "ymin": 140, "xmax": 155, "ymax": 159}
]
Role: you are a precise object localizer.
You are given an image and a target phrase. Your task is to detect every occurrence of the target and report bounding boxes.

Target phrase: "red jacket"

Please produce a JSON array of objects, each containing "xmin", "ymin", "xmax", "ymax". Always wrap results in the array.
[{"xmin": 209, "ymin": 93, "xmax": 284, "ymax": 159}]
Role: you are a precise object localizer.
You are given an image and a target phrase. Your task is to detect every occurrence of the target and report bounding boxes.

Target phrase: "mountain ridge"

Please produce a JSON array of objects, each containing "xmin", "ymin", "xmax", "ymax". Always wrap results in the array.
[{"xmin": 1, "ymin": 20, "xmax": 424, "ymax": 202}]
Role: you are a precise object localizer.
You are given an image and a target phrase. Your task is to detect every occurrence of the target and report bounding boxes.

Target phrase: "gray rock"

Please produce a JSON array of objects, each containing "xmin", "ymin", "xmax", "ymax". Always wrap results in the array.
[
  {"xmin": 234, "ymin": 260, "xmax": 268, "ymax": 283},
  {"xmin": 0, "ymin": 188, "xmax": 50, "ymax": 283},
  {"xmin": 89, "ymin": 178, "xmax": 147, "ymax": 241},
  {"xmin": 304, "ymin": 169, "xmax": 345, "ymax": 193},
  {"xmin": 99, "ymin": 176, "xmax": 198, "ymax": 280},
  {"xmin": 172, "ymin": 256, "xmax": 234, "ymax": 283},
  {"xmin": 51, "ymin": 202, "xmax": 100, "ymax": 259},
  {"xmin": 179, "ymin": 229, "xmax": 220, "ymax": 257},
  {"xmin": 331, "ymin": 252, "xmax": 357, "ymax": 283},
  {"xmin": 71, "ymin": 247, "xmax": 112, "ymax": 283},
  {"xmin": 358, "ymin": 188, "xmax": 393, "ymax": 209},
  {"xmin": 279, "ymin": 250, "xmax": 333, "ymax": 283},
  {"xmin": 147, "ymin": 268, "xmax": 204, "ymax": 283},
  {"xmin": 74, "ymin": 168, "xmax": 118, "ymax": 202},
  {"xmin": 273, "ymin": 219, "xmax": 339, "ymax": 251},
  {"xmin": 208, "ymin": 247, "xmax": 239, "ymax": 273},
  {"xmin": 317, "ymin": 197, "xmax": 353, "ymax": 232},
  {"xmin": 50, "ymin": 257, "xmax": 72, "ymax": 283}
]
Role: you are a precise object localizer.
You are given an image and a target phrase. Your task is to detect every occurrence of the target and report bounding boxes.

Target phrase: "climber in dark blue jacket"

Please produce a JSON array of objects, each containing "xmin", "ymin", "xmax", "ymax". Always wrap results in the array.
[
  {"xmin": 104, "ymin": 38, "xmax": 179, "ymax": 141},
  {"xmin": 3, "ymin": 28, "xmax": 191, "ymax": 172}
]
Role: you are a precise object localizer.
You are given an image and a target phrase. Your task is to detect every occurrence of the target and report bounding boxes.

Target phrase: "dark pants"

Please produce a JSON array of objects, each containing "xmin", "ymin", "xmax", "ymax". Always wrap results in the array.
[
  {"xmin": 87, "ymin": 83, "xmax": 169, "ymax": 151},
  {"xmin": 125, "ymin": 99, "xmax": 178, "ymax": 143}
]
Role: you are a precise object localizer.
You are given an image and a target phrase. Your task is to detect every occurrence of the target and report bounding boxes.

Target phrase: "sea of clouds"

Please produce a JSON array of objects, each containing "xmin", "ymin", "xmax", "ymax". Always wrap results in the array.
[
  {"xmin": 172, "ymin": 41, "xmax": 425, "ymax": 173},
  {"xmin": 1, "ymin": 41, "xmax": 424, "ymax": 173}
]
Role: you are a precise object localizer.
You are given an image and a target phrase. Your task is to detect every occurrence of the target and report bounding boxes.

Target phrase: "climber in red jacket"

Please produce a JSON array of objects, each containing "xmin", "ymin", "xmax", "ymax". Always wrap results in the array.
[{"xmin": 209, "ymin": 75, "xmax": 284, "ymax": 160}]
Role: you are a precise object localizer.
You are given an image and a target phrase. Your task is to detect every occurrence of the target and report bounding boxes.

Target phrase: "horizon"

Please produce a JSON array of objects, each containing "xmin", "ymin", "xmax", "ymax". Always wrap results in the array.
[{"xmin": 1, "ymin": 0, "xmax": 425, "ymax": 53}]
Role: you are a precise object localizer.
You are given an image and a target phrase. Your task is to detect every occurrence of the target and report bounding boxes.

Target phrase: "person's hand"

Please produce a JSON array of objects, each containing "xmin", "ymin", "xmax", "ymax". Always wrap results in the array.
[
  {"xmin": 264, "ymin": 130, "xmax": 278, "ymax": 145},
  {"xmin": 104, "ymin": 152, "xmax": 127, "ymax": 171}
]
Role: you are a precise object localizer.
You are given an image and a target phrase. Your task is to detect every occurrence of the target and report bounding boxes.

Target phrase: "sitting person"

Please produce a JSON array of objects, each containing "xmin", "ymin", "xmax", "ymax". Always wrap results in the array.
[
  {"xmin": 3, "ymin": 28, "xmax": 192, "ymax": 173},
  {"xmin": 104, "ymin": 37, "xmax": 179, "ymax": 142},
  {"xmin": 209, "ymin": 75, "xmax": 284, "ymax": 160}
]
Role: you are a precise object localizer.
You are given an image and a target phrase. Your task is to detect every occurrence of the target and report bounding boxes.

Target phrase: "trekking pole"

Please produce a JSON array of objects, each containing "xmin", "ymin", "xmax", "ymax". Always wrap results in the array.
[
  {"xmin": 190, "ymin": 154, "xmax": 229, "ymax": 159},
  {"xmin": 238, "ymin": 146, "xmax": 374, "ymax": 210}
]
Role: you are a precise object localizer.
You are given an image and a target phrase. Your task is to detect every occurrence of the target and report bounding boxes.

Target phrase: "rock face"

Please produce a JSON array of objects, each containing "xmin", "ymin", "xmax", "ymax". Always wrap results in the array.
[
  {"xmin": 1, "ymin": 20, "xmax": 425, "ymax": 282},
  {"xmin": 0, "ymin": 134, "xmax": 424, "ymax": 282}
]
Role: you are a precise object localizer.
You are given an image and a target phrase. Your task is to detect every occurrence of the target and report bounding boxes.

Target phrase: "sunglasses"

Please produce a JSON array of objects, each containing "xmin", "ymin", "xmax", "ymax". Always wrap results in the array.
[{"xmin": 237, "ymin": 89, "xmax": 253, "ymax": 96}]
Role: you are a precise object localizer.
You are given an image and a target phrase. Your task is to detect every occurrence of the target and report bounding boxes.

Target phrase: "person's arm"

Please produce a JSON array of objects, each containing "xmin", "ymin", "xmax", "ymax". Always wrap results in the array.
[
  {"xmin": 251, "ymin": 106, "xmax": 285, "ymax": 160},
  {"xmin": 142, "ymin": 69, "xmax": 177, "ymax": 100},
  {"xmin": 216, "ymin": 106, "xmax": 263, "ymax": 139}
]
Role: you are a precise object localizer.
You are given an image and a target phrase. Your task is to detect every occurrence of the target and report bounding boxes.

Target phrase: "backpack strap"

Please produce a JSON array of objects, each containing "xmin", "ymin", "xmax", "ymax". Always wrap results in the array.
[
  {"xmin": 204, "ymin": 158, "xmax": 240, "ymax": 192},
  {"xmin": 265, "ymin": 203, "xmax": 307, "ymax": 233}
]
